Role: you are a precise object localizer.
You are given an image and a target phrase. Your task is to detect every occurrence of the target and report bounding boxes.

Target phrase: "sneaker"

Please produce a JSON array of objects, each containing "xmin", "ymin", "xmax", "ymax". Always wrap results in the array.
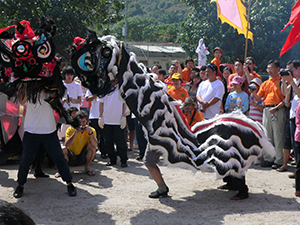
[
  {"xmin": 67, "ymin": 183, "xmax": 77, "ymax": 197},
  {"xmin": 260, "ymin": 161, "xmax": 273, "ymax": 167}
]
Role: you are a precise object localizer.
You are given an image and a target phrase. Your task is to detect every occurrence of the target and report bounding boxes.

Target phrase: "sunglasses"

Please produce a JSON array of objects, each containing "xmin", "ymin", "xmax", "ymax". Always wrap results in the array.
[
  {"xmin": 207, "ymin": 64, "xmax": 216, "ymax": 71},
  {"xmin": 246, "ymin": 60, "xmax": 253, "ymax": 65}
]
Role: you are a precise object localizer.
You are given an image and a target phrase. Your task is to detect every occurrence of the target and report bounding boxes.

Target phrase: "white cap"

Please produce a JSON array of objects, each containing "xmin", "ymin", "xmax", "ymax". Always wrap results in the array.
[{"xmin": 250, "ymin": 78, "xmax": 262, "ymax": 86}]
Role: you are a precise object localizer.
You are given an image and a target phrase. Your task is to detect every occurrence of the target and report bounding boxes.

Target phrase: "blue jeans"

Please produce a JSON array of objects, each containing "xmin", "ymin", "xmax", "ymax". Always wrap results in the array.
[{"xmin": 17, "ymin": 131, "xmax": 72, "ymax": 185}]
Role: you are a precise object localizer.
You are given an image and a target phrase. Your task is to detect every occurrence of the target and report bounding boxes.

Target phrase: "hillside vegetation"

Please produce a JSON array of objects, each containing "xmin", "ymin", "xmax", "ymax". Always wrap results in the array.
[{"xmin": 103, "ymin": 0, "xmax": 190, "ymax": 43}]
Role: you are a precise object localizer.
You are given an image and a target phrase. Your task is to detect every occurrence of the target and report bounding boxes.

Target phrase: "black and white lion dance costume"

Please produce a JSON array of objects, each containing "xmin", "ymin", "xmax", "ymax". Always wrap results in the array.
[{"xmin": 71, "ymin": 31, "xmax": 275, "ymax": 180}]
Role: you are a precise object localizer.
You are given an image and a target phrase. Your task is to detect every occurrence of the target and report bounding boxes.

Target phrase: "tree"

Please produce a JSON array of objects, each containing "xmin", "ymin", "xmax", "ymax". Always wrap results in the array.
[
  {"xmin": 180, "ymin": 0, "xmax": 295, "ymax": 71},
  {"xmin": 108, "ymin": 16, "xmax": 182, "ymax": 43},
  {"xmin": 0, "ymin": 0, "xmax": 124, "ymax": 58}
]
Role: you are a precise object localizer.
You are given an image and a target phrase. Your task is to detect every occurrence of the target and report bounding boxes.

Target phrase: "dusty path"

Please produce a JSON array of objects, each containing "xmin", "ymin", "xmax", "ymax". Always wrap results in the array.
[{"xmin": 0, "ymin": 150, "xmax": 299, "ymax": 225}]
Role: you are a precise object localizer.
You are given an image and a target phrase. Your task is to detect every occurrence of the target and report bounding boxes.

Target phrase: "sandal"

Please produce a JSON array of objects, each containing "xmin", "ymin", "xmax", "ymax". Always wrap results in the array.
[
  {"xmin": 86, "ymin": 170, "xmax": 95, "ymax": 176},
  {"xmin": 276, "ymin": 167, "xmax": 287, "ymax": 172}
]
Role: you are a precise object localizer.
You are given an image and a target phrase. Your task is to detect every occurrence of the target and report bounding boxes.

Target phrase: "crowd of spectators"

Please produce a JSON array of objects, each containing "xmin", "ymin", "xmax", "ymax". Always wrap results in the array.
[{"xmin": 6, "ymin": 46, "xmax": 300, "ymax": 200}]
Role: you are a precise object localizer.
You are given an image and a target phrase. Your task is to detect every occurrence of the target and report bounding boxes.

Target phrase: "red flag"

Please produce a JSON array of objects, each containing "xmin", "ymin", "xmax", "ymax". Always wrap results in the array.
[{"xmin": 280, "ymin": 0, "xmax": 300, "ymax": 57}]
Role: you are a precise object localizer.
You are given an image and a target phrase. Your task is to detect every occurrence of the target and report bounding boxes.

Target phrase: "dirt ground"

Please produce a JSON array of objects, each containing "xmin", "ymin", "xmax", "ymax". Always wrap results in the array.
[{"xmin": 0, "ymin": 149, "xmax": 300, "ymax": 225}]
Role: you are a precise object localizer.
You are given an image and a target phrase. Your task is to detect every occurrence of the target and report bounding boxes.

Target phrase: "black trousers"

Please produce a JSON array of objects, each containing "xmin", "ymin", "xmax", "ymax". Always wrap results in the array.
[
  {"xmin": 103, "ymin": 125, "xmax": 128, "ymax": 163},
  {"xmin": 89, "ymin": 119, "xmax": 107, "ymax": 155},
  {"xmin": 223, "ymin": 175, "xmax": 248, "ymax": 193}
]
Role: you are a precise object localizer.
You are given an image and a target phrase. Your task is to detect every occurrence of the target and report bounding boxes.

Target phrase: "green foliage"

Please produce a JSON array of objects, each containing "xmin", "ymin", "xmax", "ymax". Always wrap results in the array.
[
  {"xmin": 0, "ymin": 0, "xmax": 124, "ymax": 51},
  {"xmin": 179, "ymin": 0, "xmax": 296, "ymax": 71},
  {"xmin": 104, "ymin": 0, "xmax": 189, "ymax": 43},
  {"xmin": 109, "ymin": 17, "xmax": 181, "ymax": 42}
]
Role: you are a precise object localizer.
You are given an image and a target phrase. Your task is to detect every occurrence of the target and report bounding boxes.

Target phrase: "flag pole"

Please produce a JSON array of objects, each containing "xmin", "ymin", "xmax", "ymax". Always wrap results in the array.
[{"xmin": 244, "ymin": 0, "xmax": 251, "ymax": 61}]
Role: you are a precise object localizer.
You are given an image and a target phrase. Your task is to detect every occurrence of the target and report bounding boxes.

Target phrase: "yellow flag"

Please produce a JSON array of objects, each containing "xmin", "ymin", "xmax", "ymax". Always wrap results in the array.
[{"xmin": 211, "ymin": 0, "xmax": 253, "ymax": 42}]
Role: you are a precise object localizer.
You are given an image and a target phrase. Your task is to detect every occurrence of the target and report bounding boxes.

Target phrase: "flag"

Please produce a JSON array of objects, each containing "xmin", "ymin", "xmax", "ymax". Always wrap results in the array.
[
  {"xmin": 279, "ymin": 0, "xmax": 300, "ymax": 57},
  {"xmin": 211, "ymin": 0, "xmax": 253, "ymax": 42}
]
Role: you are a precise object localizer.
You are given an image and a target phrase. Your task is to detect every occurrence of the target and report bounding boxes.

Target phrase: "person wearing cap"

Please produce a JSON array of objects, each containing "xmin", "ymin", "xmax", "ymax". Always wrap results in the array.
[
  {"xmin": 225, "ymin": 76, "xmax": 249, "ymax": 114},
  {"xmin": 182, "ymin": 58, "xmax": 194, "ymax": 83},
  {"xmin": 167, "ymin": 73, "xmax": 189, "ymax": 103},
  {"xmin": 248, "ymin": 78, "xmax": 264, "ymax": 123},
  {"xmin": 211, "ymin": 47, "xmax": 223, "ymax": 72},
  {"xmin": 196, "ymin": 63, "xmax": 225, "ymax": 119},
  {"xmin": 183, "ymin": 97, "xmax": 204, "ymax": 127},
  {"xmin": 252, "ymin": 60, "xmax": 286, "ymax": 168}
]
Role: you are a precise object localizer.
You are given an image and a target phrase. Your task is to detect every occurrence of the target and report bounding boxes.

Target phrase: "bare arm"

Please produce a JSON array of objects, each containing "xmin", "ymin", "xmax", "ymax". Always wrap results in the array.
[
  {"xmin": 176, "ymin": 60, "xmax": 182, "ymax": 75},
  {"xmin": 85, "ymin": 126, "xmax": 97, "ymax": 148},
  {"xmin": 70, "ymin": 96, "xmax": 82, "ymax": 104},
  {"xmin": 282, "ymin": 74, "xmax": 300, "ymax": 98},
  {"xmin": 65, "ymin": 130, "xmax": 80, "ymax": 148},
  {"xmin": 99, "ymin": 102, "xmax": 104, "ymax": 117},
  {"xmin": 208, "ymin": 97, "xmax": 221, "ymax": 107},
  {"xmin": 243, "ymin": 64, "xmax": 252, "ymax": 84},
  {"xmin": 251, "ymin": 91, "xmax": 262, "ymax": 101},
  {"xmin": 122, "ymin": 103, "xmax": 127, "ymax": 117},
  {"xmin": 86, "ymin": 95, "xmax": 97, "ymax": 102}
]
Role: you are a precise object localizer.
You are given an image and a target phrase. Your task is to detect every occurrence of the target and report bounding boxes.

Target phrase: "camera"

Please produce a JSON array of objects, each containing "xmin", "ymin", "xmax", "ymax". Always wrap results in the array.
[
  {"xmin": 279, "ymin": 69, "xmax": 293, "ymax": 76},
  {"xmin": 80, "ymin": 126, "xmax": 86, "ymax": 130},
  {"xmin": 248, "ymin": 83, "xmax": 257, "ymax": 91},
  {"xmin": 171, "ymin": 60, "xmax": 177, "ymax": 65}
]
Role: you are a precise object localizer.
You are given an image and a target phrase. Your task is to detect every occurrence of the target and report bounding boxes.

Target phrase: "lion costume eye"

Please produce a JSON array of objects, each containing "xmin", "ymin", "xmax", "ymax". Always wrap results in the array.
[
  {"xmin": 77, "ymin": 52, "xmax": 94, "ymax": 71},
  {"xmin": 37, "ymin": 42, "xmax": 51, "ymax": 59},
  {"xmin": 102, "ymin": 47, "xmax": 112, "ymax": 59},
  {"xmin": 1, "ymin": 53, "xmax": 10, "ymax": 63}
]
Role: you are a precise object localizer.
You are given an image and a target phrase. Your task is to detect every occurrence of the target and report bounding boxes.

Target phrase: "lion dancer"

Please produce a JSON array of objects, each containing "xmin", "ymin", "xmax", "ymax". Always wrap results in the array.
[
  {"xmin": 0, "ymin": 19, "xmax": 77, "ymax": 198},
  {"xmin": 70, "ymin": 33, "xmax": 275, "ymax": 201}
]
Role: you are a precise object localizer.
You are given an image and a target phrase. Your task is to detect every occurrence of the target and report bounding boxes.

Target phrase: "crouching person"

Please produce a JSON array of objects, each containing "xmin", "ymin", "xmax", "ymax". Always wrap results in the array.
[{"xmin": 63, "ymin": 110, "xmax": 97, "ymax": 176}]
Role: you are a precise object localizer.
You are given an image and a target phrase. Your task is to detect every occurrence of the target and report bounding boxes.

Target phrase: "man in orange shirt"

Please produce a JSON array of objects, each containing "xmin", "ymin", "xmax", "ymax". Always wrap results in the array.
[
  {"xmin": 182, "ymin": 59, "xmax": 194, "ymax": 83},
  {"xmin": 167, "ymin": 73, "xmax": 189, "ymax": 103},
  {"xmin": 183, "ymin": 97, "xmax": 204, "ymax": 127},
  {"xmin": 251, "ymin": 60, "xmax": 286, "ymax": 168}
]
